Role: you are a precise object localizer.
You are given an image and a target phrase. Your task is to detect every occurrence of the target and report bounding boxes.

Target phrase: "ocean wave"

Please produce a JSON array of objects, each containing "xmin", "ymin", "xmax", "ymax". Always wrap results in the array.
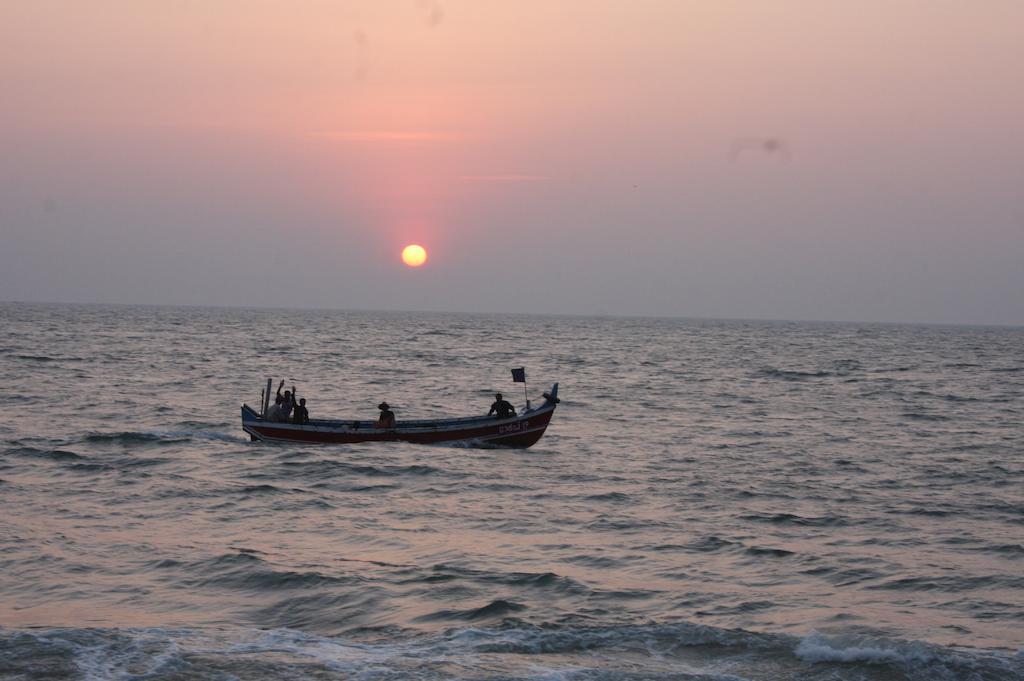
[
  {"xmin": 754, "ymin": 367, "xmax": 832, "ymax": 381},
  {"xmin": 901, "ymin": 412, "xmax": 950, "ymax": 422},
  {"xmin": 248, "ymin": 592, "xmax": 384, "ymax": 630},
  {"xmin": 188, "ymin": 566, "xmax": 358, "ymax": 591},
  {"xmin": 415, "ymin": 599, "xmax": 527, "ymax": 622},
  {"xmin": 65, "ymin": 462, "xmax": 114, "ymax": 473},
  {"xmin": 983, "ymin": 544, "xmax": 1024, "ymax": 558},
  {"xmin": 743, "ymin": 546, "xmax": 796, "ymax": 558},
  {"xmin": 683, "ymin": 536, "xmax": 738, "ymax": 553},
  {"xmin": 795, "ymin": 631, "xmax": 1024, "ymax": 679},
  {"xmin": 584, "ymin": 491, "xmax": 632, "ymax": 503},
  {"xmin": 872, "ymin": 574, "xmax": 1024, "ymax": 592},
  {"xmin": 739, "ymin": 512, "xmax": 849, "ymax": 527},
  {"xmin": 801, "ymin": 566, "xmax": 885, "ymax": 587},
  {"xmin": 1, "ymin": 621, "xmax": 1021, "ymax": 681},
  {"xmin": 831, "ymin": 359, "xmax": 863, "ymax": 373},
  {"xmin": 84, "ymin": 431, "xmax": 192, "ymax": 445},
  {"xmin": 7, "ymin": 446, "xmax": 85, "ymax": 461},
  {"xmin": 434, "ymin": 621, "xmax": 780, "ymax": 655},
  {"xmin": 233, "ymin": 483, "xmax": 302, "ymax": 496},
  {"xmin": 412, "ymin": 566, "xmax": 591, "ymax": 596},
  {"xmin": 81, "ymin": 430, "xmax": 247, "ymax": 445},
  {"xmin": 280, "ymin": 460, "xmax": 443, "ymax": 478},
  {"xmin": 148, "ymin": 551, "xmax": 366, "ymax": 592},
  {"xmin": 696, "ymin": 600, "xmax": 777, "ymax": 616},
  {"xmin": 176, "ymin": 430, "xmax": 250, "ymax": 442}
]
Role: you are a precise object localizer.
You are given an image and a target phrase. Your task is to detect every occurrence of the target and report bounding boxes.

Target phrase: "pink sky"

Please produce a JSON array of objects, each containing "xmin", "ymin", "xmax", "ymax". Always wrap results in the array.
[{"xmin": 2, "ymin": 1, "xmax": 1022, "ymax": 323}]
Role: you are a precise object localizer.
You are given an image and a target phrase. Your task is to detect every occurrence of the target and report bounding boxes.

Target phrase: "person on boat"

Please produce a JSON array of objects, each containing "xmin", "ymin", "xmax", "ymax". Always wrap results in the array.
[
  {"xmin": 375, "ymin": 402, "xmax": 396, "ymax": 428},
  {"xmin": 266, "ymin": 381, "xmax": 296, "ymax": 422},
  {"xmin": 488, "ymin": 393, "xmax": 516, "ymax": 419},
  {"xmin": 292, "ymin": 398, "xmax": 309, "ymax": 425},
  {"xmin": 278, "ymin": 381, "xmax": 296, "ymax": 420}
]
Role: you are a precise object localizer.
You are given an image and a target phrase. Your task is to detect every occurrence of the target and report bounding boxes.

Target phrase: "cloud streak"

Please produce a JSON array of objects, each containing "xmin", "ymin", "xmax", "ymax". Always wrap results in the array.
[
  {"xmin": 460, "ymin": 174, "xmax": 549, "ymax": 182},
  {"xmin": 315, "ymin": 131, "xmax": 462, "ymax": 142}
]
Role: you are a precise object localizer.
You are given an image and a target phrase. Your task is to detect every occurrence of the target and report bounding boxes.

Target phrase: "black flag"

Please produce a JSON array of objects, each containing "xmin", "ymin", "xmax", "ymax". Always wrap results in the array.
[{"xmin": 511, "ymin": 367, "xmax": 526, "ymax": 383}]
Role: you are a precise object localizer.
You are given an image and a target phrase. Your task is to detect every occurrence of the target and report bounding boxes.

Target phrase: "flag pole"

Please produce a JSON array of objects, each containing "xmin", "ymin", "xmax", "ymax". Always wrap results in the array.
[{"xmin": 512, "ymin": 366, "xmax": 529, "ymax": 411}]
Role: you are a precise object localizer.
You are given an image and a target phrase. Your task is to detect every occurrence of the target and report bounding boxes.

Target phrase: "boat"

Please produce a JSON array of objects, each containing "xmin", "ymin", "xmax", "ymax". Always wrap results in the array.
[{"xmin": 241, "ymin": 383, "xmax": 560, "ymax": 448}]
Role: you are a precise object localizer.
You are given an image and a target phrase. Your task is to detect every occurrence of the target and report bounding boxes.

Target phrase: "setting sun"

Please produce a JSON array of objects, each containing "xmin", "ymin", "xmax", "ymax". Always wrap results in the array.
[{"xmin": 401, "ymin": 244, "xmax": 428, "ymax": 267}]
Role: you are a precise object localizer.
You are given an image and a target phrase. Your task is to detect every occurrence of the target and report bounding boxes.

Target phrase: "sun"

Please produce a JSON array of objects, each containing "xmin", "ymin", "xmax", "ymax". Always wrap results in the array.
[{"xmin": 401, "ymin": 244, "xmax": 428, "ymax": 267}]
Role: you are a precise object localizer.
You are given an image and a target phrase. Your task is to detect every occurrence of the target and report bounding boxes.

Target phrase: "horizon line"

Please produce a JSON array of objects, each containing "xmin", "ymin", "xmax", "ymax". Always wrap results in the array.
[{"xmin": 1, "ymin": 298, "xmax": 1020, "ymax": 330}]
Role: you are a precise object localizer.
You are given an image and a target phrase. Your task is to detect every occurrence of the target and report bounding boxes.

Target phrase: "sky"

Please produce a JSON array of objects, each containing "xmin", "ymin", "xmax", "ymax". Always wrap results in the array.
[{"xmin": 1, "ymin": 1, "xmax": 1022, "ymax": 325}]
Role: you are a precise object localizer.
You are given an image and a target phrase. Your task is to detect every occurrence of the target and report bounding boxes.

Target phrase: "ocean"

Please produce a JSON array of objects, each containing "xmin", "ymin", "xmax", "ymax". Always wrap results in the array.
[{"xmin": 1, "ymin": 302, "xmax": 1022, "ymax": 680}]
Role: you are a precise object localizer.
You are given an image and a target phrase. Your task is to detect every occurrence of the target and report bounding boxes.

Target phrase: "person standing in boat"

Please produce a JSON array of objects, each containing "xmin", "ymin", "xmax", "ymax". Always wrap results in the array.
[
  {"xmin": 292, "ymin": 398, "xmax": 309, "ymax": 425},
  {"xmin": 267, "ymin": 380, "xmax": 296, "ymax": 422},
  {"xmin": 488, "ymin": 393, "xmax": 516, "ymax": 419},
  {"xmin": 375, "ymin": 402, "xmax": 396, "ymax": 428},
  {"xmin": 279, "ymin": 381, "xmax": 296, "ymax": 419}
]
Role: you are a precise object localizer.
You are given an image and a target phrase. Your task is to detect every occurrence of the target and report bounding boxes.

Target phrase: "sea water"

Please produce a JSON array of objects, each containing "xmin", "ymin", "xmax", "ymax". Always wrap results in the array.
[{"xmin": 1, "ymin": 302, "xmax": 1022, "ymax": 680}]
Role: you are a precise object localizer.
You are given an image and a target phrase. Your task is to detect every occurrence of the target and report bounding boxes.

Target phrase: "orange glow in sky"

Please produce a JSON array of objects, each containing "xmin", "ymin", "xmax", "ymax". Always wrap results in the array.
[{"xmin": 2, "ymin": 1, "xmax": 1023, "ymax": 322}]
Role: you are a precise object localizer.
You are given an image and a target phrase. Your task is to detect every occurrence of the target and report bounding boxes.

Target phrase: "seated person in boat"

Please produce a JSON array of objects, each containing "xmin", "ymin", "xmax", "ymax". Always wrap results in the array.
[
  {"xmin": 375, "ymin": 402, "xmax": 396, "ymax": 428},
  {"xmin": 488, "ymin": 393, "xmax": 516, "ymax": 419},
  {"xmin": 292, "ymin": 398, "xmax": 309, "ymax": 425}
]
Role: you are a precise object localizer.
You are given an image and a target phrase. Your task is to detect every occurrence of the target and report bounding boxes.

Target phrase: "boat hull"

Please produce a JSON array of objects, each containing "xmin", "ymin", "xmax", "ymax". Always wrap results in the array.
[{"xmin": 242, "ymin": 384, "xmax": 559, "ymax": 448}]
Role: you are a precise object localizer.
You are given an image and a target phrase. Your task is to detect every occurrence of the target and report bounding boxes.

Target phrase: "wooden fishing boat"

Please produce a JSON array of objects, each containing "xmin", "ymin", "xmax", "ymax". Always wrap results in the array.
[{"xmin": 241, "ymin": 383, "xmax": 560, "ymax": 448}]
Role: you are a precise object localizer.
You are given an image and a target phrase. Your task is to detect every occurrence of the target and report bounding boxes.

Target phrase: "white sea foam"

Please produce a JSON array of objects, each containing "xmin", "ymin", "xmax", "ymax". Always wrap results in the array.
[
  {"xmin": 4, "ymin": 625, "xmax": 1022, "ymax": 681},
  {"xmin": 796, "ymin": 631, "xmax": 930, "ymax": 665},
  {"xmin": 794, "ymin": 631, "xmax": 1024, "ymax": 681},
  {"xmin": 61, "ymin": 628, "xmax": 189, "ymax": 681}
]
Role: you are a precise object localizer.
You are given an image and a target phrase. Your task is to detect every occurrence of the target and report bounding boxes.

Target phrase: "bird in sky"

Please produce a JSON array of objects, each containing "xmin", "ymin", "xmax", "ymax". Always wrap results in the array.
[{"xmin": 729, "ymin": 137, "xmax": 790, "ymax": 161}]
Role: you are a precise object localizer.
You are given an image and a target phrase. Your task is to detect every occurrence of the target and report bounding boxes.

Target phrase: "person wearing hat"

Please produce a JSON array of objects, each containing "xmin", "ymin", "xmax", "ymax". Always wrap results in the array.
[{"xmin": 375, "ymin": 402, "xmax": 396, "ymax": 428}]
